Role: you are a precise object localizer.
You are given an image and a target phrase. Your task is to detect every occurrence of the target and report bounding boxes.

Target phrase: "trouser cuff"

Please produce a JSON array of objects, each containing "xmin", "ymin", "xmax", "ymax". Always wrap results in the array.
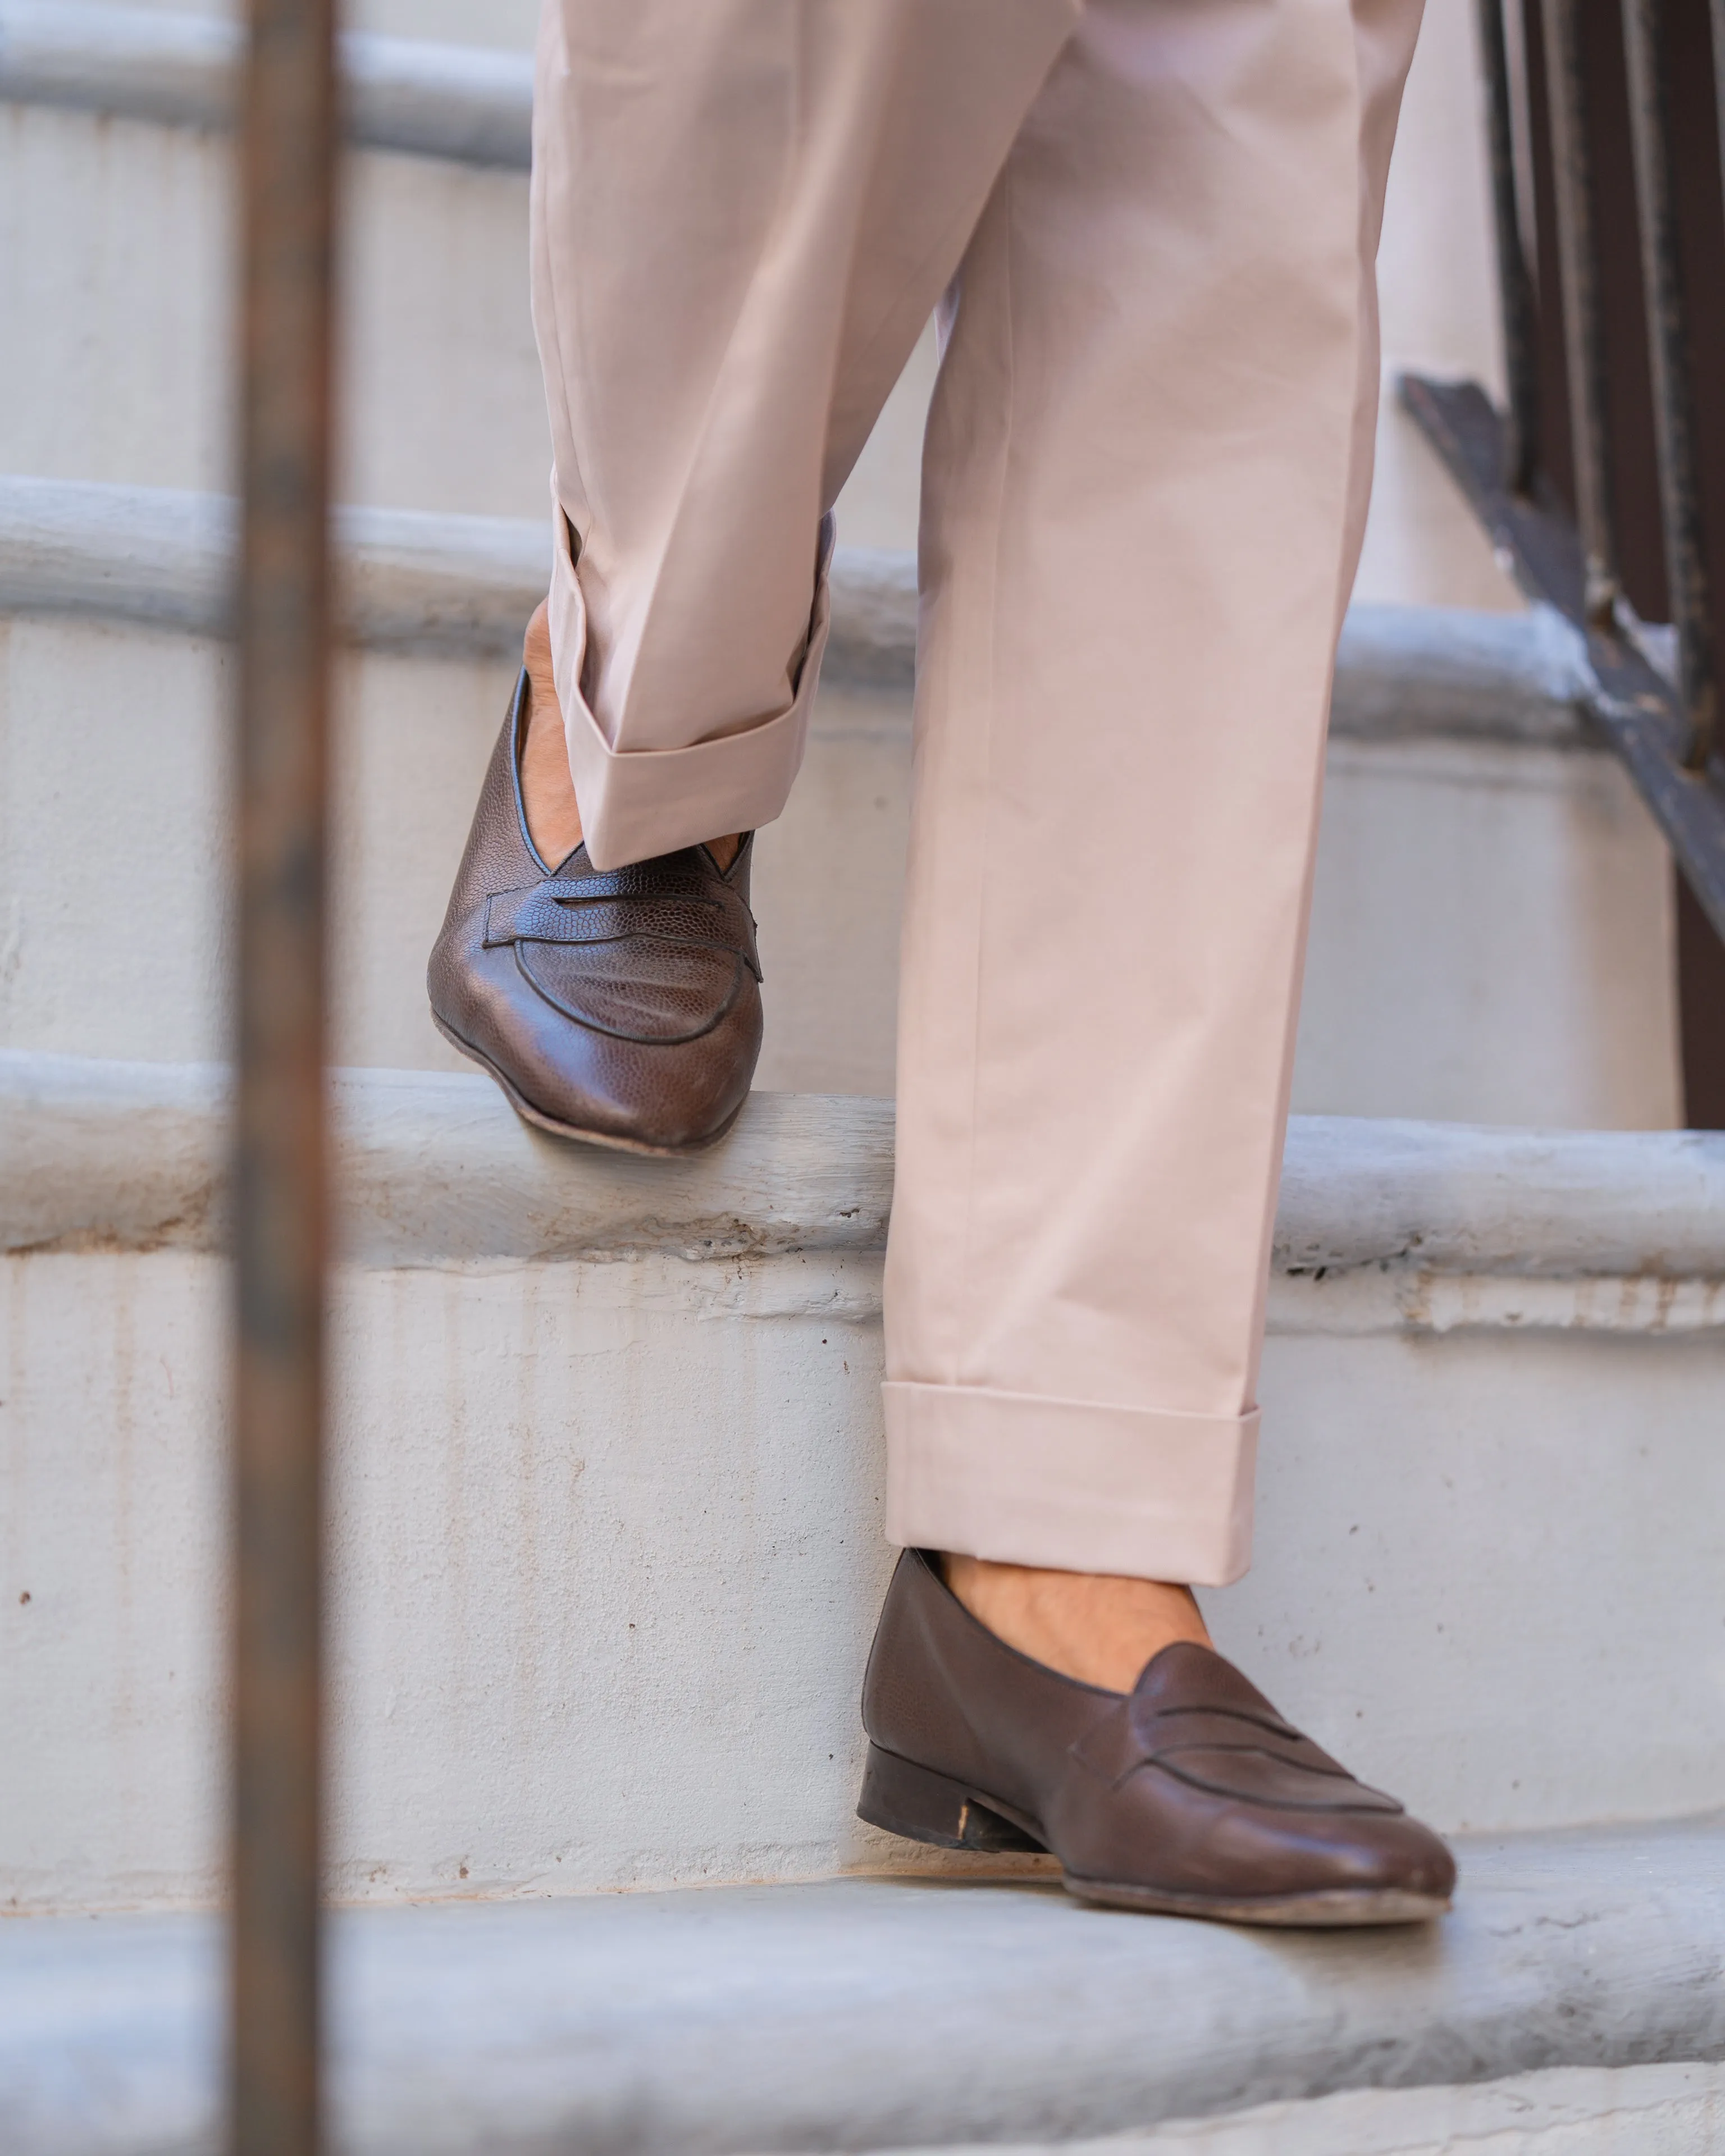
[
  {"xmin": 549, "ymin": 511, "xmax": 836, "ymax": 872},
  {"xmin": 882, "ymin": 1381, "xmax": 1258, "ymax": 1587}
]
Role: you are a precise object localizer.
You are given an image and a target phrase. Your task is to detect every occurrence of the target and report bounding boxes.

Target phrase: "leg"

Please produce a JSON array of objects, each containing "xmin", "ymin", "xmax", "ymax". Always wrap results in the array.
[
  {"xmin": 856, "ymin": 10, "xmax": 1454, "ymax": 1918},
  {"xmin": 432, "ymin": 0, "xmax": 1076, "ymax": 1150},
  {"xmin": 887, "ymin": 0, "xmax": 1426, "ymax": 1610},
  {"xmin": 528, "ymin": 0, "xmax": 1079, "ymax": 871}
]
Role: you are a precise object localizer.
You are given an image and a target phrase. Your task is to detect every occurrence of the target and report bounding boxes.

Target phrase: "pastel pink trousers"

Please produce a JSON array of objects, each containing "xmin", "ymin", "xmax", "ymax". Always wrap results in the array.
[{"xmin": 531, "ymin": 0, "xmax": 1425, "ymax": 1584}]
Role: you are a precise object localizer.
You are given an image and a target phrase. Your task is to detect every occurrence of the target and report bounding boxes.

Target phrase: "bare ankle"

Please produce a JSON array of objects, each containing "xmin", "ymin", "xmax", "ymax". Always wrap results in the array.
[
  {"xmin": 941, "ymin": 1552, "xmax": 1211, "ymax": 1693},
  {"xmin": 520, "ymin": 601, "xmax": 585, "ymax": 865}
]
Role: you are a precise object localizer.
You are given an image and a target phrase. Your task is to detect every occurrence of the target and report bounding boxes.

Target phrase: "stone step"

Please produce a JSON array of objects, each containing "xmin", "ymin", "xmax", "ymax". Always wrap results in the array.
[
  {"xmin": 4, "ymin": 1051, "xmax": 1723, "ymax": 1913},
  {"xmin": 0, "ymin": 475, "xmax": 1681, "ymax": 1123},
  {"xmin": 4, "ymin": 1817, "xmax": 1724, "ymax": 2154}
]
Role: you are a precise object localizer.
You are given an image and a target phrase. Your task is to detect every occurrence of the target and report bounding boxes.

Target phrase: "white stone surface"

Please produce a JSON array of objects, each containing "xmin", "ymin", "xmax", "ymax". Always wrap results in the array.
[
  {"xmin": 0, "ymin": 97, "xmax": 546, "ymax": 517},
  {"xmin": 1295, "ymin": 733, "xmax": 1680, "ymax": 1129},
  {"xmin": 0, "ymin": 473, "xmax": 549, "ymax": 647},
  {"xmin": 8, "ymin": 1053, "xmax": 1725, "ymax": 1276},
  {"xmin": 0, "ymin": 1057, "xmax": 898, "ymax": 1263},
  {"xmin": 4, "ymin": 1061, "xmax": 1724, "ymax": 1910},
  {"xmin": 1330, "ymin": 603, "xmax": 1590, "ymax": 745},
  {"xmin": 6, "ymin": 1833, "xmax": 1725, "ymax": 2154},
  {"xmin": 13, "ymin": 1246, "xmax": 1716, "ymax": 1897},
  {"xmin": 883, "ymin": 2063, "xmax": 1725, "ymax": 2155}
]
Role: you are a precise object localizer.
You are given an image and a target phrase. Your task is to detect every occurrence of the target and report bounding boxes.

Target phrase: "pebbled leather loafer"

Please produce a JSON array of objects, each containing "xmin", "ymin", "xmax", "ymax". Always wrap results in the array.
[
  {"xmin": 427, "ymin": 670, "xmax": 764, "ymax": 1154},
  {"xmin": 860, "ymin": 1549, "xmax": 1457, "ymax": 1926}
]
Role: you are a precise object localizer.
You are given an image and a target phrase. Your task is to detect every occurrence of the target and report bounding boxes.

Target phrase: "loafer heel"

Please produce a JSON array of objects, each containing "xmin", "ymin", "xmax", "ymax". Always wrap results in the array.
[{"xmin": 857, "ymin": 1743, "xmax": 1044, "ymax": 1853}]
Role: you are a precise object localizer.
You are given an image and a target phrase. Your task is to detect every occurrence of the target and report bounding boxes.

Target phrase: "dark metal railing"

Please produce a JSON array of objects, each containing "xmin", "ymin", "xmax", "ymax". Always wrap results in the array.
[
  {"xmin": 1540, "ymin": 0, "xmax": 1622, "ymax": 622},
  {"xmin": 1408, "ymin": 0, "xmax": 1725, "ymax": 1118},
  {"xmin": 1478, "ymin": 0, "xmax": 1544, "ymax": 494},
  {"xmin": 230, "ymin": 0, "xmax": 337, "ymax": 2149},
  {"xmin": 1622, "ymin": 0, "xmax": 1719, "ymax": 764}
]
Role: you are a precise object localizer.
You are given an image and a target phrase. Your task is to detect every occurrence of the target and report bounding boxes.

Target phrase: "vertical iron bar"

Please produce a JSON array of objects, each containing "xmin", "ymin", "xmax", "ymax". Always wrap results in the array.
[
  {"xmin": 1714, "ymin": 0, "xmax": 1725, "ymax": 248},
  {"xmin": 1622, "ymin": 0, "xmax": 1719, "ymax": 769},
  {"xmin": 230, "ymin": 0, "xmax": 337, "ymax": 2149},
  {"xmin": 1541, "ymin": 0, "xmax": 1622, "ymax": 620},
  {"xmin": 1478, "ymin": 0, "xmax": 1543, "ymax": 492}
]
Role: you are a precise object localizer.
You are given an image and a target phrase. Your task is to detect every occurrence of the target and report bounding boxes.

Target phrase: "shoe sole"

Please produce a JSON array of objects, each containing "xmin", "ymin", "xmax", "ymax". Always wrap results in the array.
[
  {"xmin": 430, "ymin": 1009, "xmax": 748, "ymax": 1159},
  {"xmin": 1058, "ymin": 1875, "xmax": 1451, "ymax": 1927},
  {"xmin": 858, "ymin": 1742, "xmax": 1450, "ymax": 1930}
]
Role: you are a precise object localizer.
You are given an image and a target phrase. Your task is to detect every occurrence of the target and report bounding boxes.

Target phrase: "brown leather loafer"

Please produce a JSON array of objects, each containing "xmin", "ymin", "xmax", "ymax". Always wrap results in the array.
[
  {"xmin": 427, "ymin": 670, "xmax": 764, "ymax": 1155},
  {"xmin": 859, "ymin": 1549, "xmax": 1456, "ymax": 1927}
]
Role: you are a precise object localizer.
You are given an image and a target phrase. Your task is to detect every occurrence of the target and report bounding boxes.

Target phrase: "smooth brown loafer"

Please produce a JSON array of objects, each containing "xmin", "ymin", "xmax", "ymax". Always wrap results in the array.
[
  {"xmin": 859, "ymin": 1549, "xmax": 1456, "ymax": 1927},
  {"xmin": 427, "ymin": 669, "xmax": 764, "ymax": 1154}
]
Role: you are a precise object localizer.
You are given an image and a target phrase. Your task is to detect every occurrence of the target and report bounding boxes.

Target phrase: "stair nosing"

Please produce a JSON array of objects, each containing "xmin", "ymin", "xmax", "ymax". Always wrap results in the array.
[
  {"xmin": 4, "ymin": 1819, "xmax": 1723, "ymax": 2155},
  {"xmin": 4, "ymin": 1050, "xmax": 1723, "ymax": 1280}
]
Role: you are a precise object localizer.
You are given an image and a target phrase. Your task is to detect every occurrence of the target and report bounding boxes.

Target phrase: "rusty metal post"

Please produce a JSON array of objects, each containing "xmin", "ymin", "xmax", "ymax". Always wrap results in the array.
[
  {"xmin": 230, "ymin": 0, "xmax": 338, "ymax": 2150},
  {"xmin": 1622, "ymin": 0, "xmax": 1718, "ymax": 770},
  {"xmin": 1541, "ymin": 0, "xmax": 1621, "ymax": 622},
  {"xmin": 1477, "ymin": 0, "xmax": 1543, "ymax": 494}
]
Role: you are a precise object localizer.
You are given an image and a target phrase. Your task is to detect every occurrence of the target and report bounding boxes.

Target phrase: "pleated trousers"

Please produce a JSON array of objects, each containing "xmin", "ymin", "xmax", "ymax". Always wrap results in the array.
[{"xmin": 530, "ymin": 0, "xmax": 1425, "ymax": 1583}]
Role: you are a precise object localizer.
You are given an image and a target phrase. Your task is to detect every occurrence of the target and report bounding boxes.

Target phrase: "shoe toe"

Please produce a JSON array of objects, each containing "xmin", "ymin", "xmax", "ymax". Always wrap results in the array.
[
  {"xmin": 1335, "ymin": 1808, "xmax": 1457, "ymax": 1901},
  {"xmin": 495, "ymin": 980, "xmax": 759, "ymax": 1151},
  {"xmin": 1190, "ymin": 1792, "xmax": 1458, "ymax": 1906}
]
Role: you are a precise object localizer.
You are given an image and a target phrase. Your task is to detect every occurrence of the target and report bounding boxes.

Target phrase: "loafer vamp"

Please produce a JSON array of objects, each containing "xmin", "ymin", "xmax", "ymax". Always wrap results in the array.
[
  {"xmin": 445, "ymin": 926, "xmax": 760, "ymax": 1150},
  {"xmin": 517, "ymin": 935, "xmax": 746, "ymax": 1043}
]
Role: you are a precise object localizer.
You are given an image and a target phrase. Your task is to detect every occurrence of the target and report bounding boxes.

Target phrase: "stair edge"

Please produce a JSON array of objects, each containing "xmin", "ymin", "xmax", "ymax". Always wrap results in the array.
[
  {"xmin": 4, "ymin": 1050, "xmax": 1723, "ymax": 1276},
  {"xmin": 4, "ymin": 1819, "xmax": 1724, "ymax": 2154}
]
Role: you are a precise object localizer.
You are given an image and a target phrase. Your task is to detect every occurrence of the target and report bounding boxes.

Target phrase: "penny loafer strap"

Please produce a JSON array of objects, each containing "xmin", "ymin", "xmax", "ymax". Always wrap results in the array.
[
  {"xmin": 1070, "ymin": 1696, "xmax": 1404, "ymax": 1812},
  {"xmin": 482, "ymin": 879, "xmax": 760, "ymax": 976}
]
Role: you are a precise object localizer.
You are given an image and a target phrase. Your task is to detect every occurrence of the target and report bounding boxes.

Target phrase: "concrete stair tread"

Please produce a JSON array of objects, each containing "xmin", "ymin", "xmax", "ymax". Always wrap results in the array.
[
  {"xmin": 6, "ymin": 1817, "xmax": 1724, "ymax": 2154},
  {"xmin": 6, "ymin": 1050, "xmax": 1725, "ymax": 1275}
]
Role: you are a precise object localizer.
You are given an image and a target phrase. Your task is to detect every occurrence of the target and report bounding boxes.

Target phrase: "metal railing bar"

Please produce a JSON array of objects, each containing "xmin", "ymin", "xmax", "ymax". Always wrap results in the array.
[
  {"xmin": 1540, "ymin": 0, "xmax": 1622, "ymax": 622},
  {"xmin": 1478, "ymin": 0, "xmax": 1543, "ymax": 494},
  {"xmin": 1621, "ymin": 0, "xmax": 1719, "ymax": 771},
  {"xmin": 1400, "ymin": 373, "xmax": 1725, "ymax": 941},
  {"xmin": 229, "ymin": 0, "xmax": 337, "ymax": 2149},
  {"xmin": 1714, "ymin": 0, "xmax": 1725, "ymax": 255}
]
